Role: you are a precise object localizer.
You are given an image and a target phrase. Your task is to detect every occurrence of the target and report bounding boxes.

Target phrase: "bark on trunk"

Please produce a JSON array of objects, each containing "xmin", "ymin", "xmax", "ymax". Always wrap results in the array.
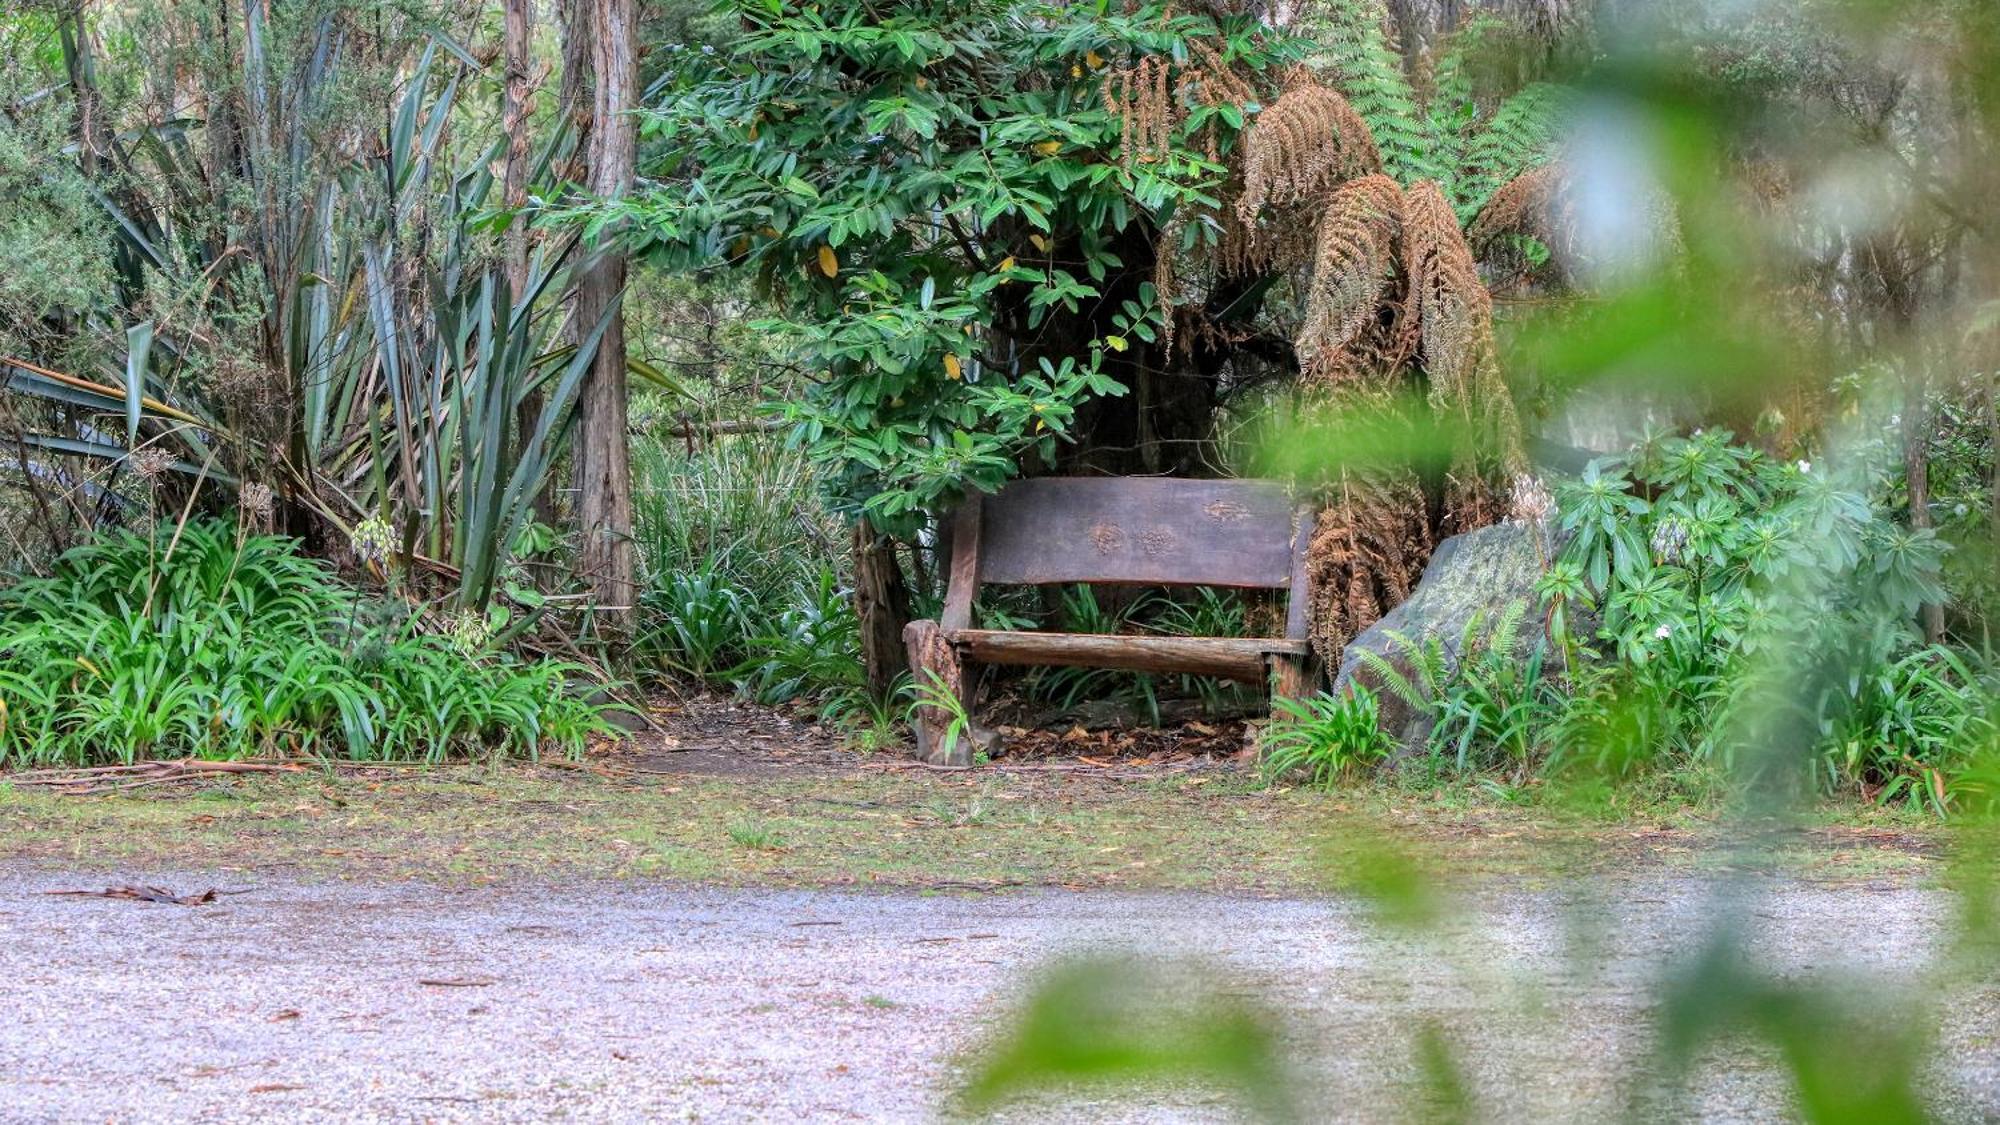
[
  {"xmin": 559, "ymin": 0, "xmax": 596, "ymax": 183},
  {"xmin": 573, "ymin": 0, "xmax": 638, "ymax": 638},
  {"xmin": 854, "ymin": 521, "xmax": 913, "ymax": 696},
  {"xmin": 503, "ymin": 0, "xmax": 556, "ymax": 529}
]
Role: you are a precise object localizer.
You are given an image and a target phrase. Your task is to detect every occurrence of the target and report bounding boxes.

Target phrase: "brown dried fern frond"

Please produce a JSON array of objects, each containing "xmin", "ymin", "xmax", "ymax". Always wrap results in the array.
[
  {"xmin": 1183, "ymin": 39, "xmax": 1257, "ymax": 162},
  {"xmin": 1305, "ymin": 459, "xmax": 1433, "ymax": 662},
  {"xmin": 1153, "ymin": 213, "xmax": 1189, "ymax": 354},
  {"xmin": 1103, "ymin": 56, "xmax": 1175, "ymax": 170},
  {"xmin": 1103, "ymin": 38, "xmax": 1260, "ymax": 169},
  {"xmin": 1296, "ymin": 174, "xmax": 1403, "ymax": 384},
  {"xmin": 1235, "ymin": 81, "xmax": 1382, "ymax": 225},
  {"xmin": 1466, "ymin": 162, "xmax": 1561, "ymax": 251},
  {"xmin": 1403, "ymin": 179, "xmax": 1525, "ymax": 533}
]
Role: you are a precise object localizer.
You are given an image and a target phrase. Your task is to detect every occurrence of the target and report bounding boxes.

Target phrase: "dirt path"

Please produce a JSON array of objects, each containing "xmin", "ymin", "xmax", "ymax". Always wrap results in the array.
[{"xmin": 2, "ymin": 868, "xmax": 1996, "ymax": 1123}]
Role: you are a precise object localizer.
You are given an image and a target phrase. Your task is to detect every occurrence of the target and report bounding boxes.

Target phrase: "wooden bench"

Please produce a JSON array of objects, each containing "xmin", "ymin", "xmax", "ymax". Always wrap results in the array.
[{"xmin": 902, "ymin": 477, "xmax": 1317, "ymax": 765}]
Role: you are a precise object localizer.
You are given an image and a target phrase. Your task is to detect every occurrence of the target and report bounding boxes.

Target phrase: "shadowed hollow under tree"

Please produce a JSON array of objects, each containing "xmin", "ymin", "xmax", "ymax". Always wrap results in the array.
[{"xmin": 615, "ymin": 0, "xmax": 1567, "ymax": 685}]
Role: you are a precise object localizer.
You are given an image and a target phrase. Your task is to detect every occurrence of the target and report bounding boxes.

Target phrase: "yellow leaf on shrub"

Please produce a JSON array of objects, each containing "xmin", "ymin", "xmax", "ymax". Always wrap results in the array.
[
  {"xmin": 998, "ymin": 256, "xmax": 1015, "ymax": 272},
  {"xmin": 1086, "ymin": 49, "xmax": 1104, "ymax": 69},
  {"xmin": 944, "ymin": 354, "xmax": 962, "ymax": 380},
  {"xmin": 1033, "ymin": 140, "xmax": 1061, "ymax": 156},
  {"xmin": 1029, "ymin": 234, "xmax": 1049, "ymax": 252},
  {"xmin": 817, "ymin": 245, "xmax": 839, "ymax": 277}
]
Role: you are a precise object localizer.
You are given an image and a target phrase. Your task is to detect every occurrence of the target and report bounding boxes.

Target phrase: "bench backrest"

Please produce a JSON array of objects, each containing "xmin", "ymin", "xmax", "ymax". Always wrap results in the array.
[
  {"xmin": 974, "ymin": 477, "xmax": 1296, "ymax": 587},
  {"xmin": 942, "ymin": 477, "xmax": 1313, "ymax": 637}
]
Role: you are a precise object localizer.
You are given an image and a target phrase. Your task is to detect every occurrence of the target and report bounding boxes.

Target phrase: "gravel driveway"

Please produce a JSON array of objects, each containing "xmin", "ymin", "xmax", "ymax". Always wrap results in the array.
[{"xmin": 1, "ymin": 868, "xmax": 1995, "ymax": 1122}]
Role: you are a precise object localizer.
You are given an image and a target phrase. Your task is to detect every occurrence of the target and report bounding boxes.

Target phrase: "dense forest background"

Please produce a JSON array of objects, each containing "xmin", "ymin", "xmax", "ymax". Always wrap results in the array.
[{"xmin": 4, "ymin": 0, "xmax": 2000, "ymax": 804}]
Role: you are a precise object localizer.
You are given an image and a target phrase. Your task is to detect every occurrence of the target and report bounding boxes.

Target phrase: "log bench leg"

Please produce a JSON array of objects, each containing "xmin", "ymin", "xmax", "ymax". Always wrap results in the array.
[
  {"xmin": 1268, "ymin": 652, "xmax": 1314, "ymax": 712},
  {"xmin": 903, "ymin": 619, "xmax": 987, "ymax": 766}
]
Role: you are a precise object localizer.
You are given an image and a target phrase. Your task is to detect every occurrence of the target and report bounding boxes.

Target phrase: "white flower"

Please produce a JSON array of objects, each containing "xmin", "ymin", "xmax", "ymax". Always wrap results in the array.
[
  {"xmin": 351, "ymin": 515, "xmax": 395, "ymax": 567},
  {"xmin": 1652, "ymin": 624, "xmax": 1672, "ymax": 640},
  {"xmin": 1509, "ymin": 474, "xmax": 1553, "ymax": 525},
  {"xmin": 1796, "ymin": 459, "xmax": 1812, "ymax": 474}
]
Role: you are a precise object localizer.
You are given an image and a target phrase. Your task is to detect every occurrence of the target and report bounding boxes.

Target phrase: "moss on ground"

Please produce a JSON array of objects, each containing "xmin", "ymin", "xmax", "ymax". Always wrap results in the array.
[{"xmin": 0, "ymin": 761, "xmax": 1948, "ymax": 889}]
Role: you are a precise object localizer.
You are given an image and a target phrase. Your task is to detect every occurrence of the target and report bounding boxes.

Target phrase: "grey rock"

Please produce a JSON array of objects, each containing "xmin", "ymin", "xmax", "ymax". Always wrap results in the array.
[{"xmin": 1331, "ymin": 520, "xmax": 1550, "ymax": 751}]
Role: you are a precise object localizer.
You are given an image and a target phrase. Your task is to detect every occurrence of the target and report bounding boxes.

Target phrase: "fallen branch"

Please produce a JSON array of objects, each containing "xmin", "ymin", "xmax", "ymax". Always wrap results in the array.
[{"xmin": 43, "ymin": 885, "xmax": 217, "ymax": 905}]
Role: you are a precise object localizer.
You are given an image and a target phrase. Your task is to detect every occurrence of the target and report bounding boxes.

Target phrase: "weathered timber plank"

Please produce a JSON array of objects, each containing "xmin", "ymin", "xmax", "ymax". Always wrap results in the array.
[
  {"xmin": 1285, "ymin": 507, "xmax": 1315, "ymax": 642},
  {"xmin": 940, "ymin": 494, "xmax": 981, "ymax": 633},
  {"xmin": 952, "ymin": 630, "xmax": 1307, "ymax": 682},
  {"xmin": 975, "ymin": 478, "xmax": 1295, "ymax": 588}
]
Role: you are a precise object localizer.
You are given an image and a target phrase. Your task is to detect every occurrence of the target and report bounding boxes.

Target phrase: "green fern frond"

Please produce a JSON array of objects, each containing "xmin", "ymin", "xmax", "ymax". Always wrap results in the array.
[
  {"xmin": 1457, "ymin": 82, "xmax": 1576, "ymax": 220},
  {"xmin": 1314, "ymin": 1, "xmax": 1445, "ymax": 187},
  {"xmin": 1490, "ymin": 599, "xmax": 1529, "ymax": 657},
  {"xmin": 1355, "ymin": 646, "xmax": 1429, "ymax": 711},
  {"xmin": 1455, "ymin": 608, "xmax": 1490, "ymax": 663}
]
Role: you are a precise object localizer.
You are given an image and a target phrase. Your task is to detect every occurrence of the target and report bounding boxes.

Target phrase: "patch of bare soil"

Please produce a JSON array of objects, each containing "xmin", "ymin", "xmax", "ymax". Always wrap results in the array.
[
  {"xmin": 606, "ymin": 688, "xmax": 1261, "ymax": 782},
  {"xmin": 606, "ymin": 693, "xmax": 857, "ymax": 777}
]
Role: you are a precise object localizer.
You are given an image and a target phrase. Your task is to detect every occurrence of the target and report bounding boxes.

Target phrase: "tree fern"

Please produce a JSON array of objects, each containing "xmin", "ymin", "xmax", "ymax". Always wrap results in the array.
[
  {"xmin": 1457, "ymin": 82, "xmax": 1576, "ymax": 222},
  {"xmin": 1312, "ymin": 1, "xmax": 1445, "ymax": 187},
  {"xmin": 1308, "ymin": 4, "xmax": 1574, "ymax": 219}
]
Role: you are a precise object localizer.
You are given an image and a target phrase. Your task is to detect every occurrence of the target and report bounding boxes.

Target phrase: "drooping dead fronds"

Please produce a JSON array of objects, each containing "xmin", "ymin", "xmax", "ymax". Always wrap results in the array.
[
  {"xmin": 1235, "ymin": 79, "xmax": 1382, "ymax": 225},
  {"xmin": 1296, "ymin": 174, "xmax": 1404, "ymax": 384},
  {"xmin": 1306, "ymin": 462, "xmax": 1433, "ymax": 666},
  {"xmin": 1183, "ymin": 39, "xmax": 1257, "ymax": 162},
  {"xmin": 1402, "ymin": 178, "xmax": 1525, "ymax": 532},
  {"xmin": 1103, "ymin": 38, "xmax": 1259, "ymax": 169},
  {"xmin": 1103, "ymin": 56, "xmax": 1174, "ymax": 170}
]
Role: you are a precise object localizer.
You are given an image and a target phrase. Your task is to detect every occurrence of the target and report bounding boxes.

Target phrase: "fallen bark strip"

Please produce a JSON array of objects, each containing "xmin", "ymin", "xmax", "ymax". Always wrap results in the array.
[{"xmin": 6, "ymin": 760, "xmax": 309, "ymax": 786}]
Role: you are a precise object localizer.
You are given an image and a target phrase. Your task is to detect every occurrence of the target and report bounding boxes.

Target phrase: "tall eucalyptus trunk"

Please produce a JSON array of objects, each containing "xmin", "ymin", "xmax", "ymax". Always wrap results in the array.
[{"xmin": 572, "ymin": 0, "xmax": 638, "ymax": 638}]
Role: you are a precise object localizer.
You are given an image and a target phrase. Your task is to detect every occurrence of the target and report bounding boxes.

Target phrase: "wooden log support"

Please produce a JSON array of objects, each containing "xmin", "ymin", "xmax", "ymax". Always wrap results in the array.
[
  {"xmin": 954, "ymin": 630, "xmax": 1304, "ymax": 682},
  {"xmin": 1268, "ymin": 652, "xmax": 1313, "ymax": 706},
  {"xmin": 903, "ymin": 618, "xmax": 973, "ymax": 766}
]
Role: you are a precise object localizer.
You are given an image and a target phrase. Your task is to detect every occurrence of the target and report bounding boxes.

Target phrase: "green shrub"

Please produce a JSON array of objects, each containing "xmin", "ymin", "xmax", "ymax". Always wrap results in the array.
[
  {"xmin": 734, "ymin": 568, "xmax": 865, "ymax": 705},
  {"xmin": 1259, "ymin": 687, "xmax": 1397, "ymax": 788},
  {"xmin": 631, "ymin": 435, "xmax": 864, "ymax": 697},
  {"xmin": 0, "ymin": 522, "xmax": 615, "ymax": 766},
  {"xmin": 1540, "ymin": 428, "xmax": 1982, "ymax": 806}
]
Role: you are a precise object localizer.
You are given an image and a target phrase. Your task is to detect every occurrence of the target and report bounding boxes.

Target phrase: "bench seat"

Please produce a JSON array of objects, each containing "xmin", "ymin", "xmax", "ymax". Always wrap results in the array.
[{"xmin": 903, "ymin": 476, "xmax": 1317, "ymax": 765}]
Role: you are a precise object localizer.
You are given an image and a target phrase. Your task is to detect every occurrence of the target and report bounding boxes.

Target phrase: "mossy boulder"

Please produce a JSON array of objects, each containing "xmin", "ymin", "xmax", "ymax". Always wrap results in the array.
[{"xmin": 1330, "ymin": 521, "xmax": 1549, "ymax": 751}]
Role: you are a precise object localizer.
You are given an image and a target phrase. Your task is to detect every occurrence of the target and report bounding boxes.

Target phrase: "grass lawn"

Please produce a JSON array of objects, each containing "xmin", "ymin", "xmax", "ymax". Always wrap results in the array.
[{"xmin": 0, "ymin": 753, "xmax": 1949, "ymax": 890}]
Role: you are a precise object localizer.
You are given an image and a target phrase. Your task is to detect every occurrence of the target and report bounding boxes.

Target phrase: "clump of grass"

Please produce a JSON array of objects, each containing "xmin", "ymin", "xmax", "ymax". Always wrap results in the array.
[
  {"xmin": 0, "ymin": 521, "xmax": 616, "ymax": 766},
  {"xmin": 727, "ymin": 819, "xmax": 787, "ymax": 851},
  {"xmin": 1258, "ymin": 687, "xmax": 1397, "ymax": 788}
]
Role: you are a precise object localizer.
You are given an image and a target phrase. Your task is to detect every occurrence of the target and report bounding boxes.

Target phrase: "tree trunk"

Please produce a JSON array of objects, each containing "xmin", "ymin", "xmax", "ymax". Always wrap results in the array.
[
  {"xmin": 854, "ymin": 521, "xmax": 913, "ymax": 696},
  {"xmin": 559, "ymin": 0, "xmax": 596, "ymax": 184},
  {"xmin": 503, "ymin": 0, "xmax": 556, "ymax": 529},
  {"xmin": 573, "ymin": 0, "xmax": 638, "ymax": 638},
  {"xmin": 1867, "ymin": 228, "xmax": 1946, "ymax": 645}
]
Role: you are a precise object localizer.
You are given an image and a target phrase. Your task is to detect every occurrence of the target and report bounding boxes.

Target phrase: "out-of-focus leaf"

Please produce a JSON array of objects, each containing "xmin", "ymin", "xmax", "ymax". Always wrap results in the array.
[{"xmin": 959, "ymin": 956, "xmax": 1297, "ymax": 1122}]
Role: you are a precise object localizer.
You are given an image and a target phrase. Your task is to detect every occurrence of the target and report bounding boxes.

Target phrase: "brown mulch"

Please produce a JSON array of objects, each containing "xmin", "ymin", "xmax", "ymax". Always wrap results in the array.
[{"xmin": 986, "ymin": 717, "xmax": 1252, "ymax": 766}]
